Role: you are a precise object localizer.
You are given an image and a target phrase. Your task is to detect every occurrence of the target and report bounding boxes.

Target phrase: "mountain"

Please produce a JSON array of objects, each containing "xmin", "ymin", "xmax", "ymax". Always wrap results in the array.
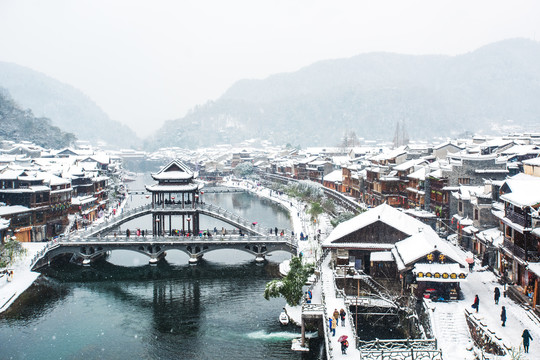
[
  {"xmin": 0, "ymin": 88, "xmax": 75, "ymax": 148},
  {"xmin": 0, "ymin": 62, "xmax": 140, "ymax": 148},
  {"xmin": 150, "ymin": 38, "xmax": 540, "ymax": 148}
]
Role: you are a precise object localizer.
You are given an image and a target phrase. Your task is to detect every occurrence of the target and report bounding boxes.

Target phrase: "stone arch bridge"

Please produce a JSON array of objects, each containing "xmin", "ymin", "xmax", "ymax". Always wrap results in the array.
[{"xmin": 33, "ymin": 235, "xmax": 297, "ymax": 268}]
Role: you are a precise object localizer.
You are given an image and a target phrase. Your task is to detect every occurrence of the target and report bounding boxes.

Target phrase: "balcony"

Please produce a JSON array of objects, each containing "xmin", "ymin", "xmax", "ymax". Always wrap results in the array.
[
  {"xmin": 505, "ymin": 209, "xmax": 529, "ymax": 228},
  {"xmin": 502, "ymin": 238, "xmax": 540, "ymax": 262}
]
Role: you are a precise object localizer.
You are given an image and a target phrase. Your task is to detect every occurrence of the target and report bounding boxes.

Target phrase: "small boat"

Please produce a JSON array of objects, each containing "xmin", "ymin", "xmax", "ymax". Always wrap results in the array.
[{"xmin": 279, "ymin": 309, "xmax": 289, "ymax": 325}]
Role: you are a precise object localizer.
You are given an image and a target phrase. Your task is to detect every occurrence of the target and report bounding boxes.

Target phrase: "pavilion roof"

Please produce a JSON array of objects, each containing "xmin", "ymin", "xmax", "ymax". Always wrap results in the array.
[{"xmin": 151, "ymin": 159, "xmax": 195, "ymax": 181}]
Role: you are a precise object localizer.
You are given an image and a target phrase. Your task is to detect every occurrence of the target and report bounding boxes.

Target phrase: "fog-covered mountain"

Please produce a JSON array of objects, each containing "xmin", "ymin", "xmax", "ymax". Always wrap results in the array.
[
  {"xmin": 0, "ymin": 88, "xmax": 75, "ymax": 149},
  {"xmin": 150, "ymin": 38, "xmax": 540, "ymax": 149},
  {"xmin": 0, "ymin": 62, "xmax": 140, "ymax": 148}
]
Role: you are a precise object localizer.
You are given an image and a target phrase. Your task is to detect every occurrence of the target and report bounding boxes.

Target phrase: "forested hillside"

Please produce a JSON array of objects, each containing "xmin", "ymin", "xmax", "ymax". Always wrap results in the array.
[
  {"xmin": 0, "ymin": 89, "xmax": 75, "ymax": 149},
  {"xmin": 0, "ymin": 62, "xmax": 140, "ymax": 148}
]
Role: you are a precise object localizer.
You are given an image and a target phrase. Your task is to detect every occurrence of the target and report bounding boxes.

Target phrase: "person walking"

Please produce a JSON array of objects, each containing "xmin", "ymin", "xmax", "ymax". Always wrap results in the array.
[
  {"xmin": 340, "ymin": 339, "xmax": 349, "ymax": 354},
  {"xmin": 274, "ymin": 227, "xmax": 278, "ymax": 236},
  {"xmin": 500, "ymin": 306, "xmax": 506, "ymax": 327},
  {"xmin": 333, "ymin": 309, "xmax": 340, "ymax": 326},
  {"xmin": 472, "ymin": 294, "xmax": 479, "ymax": 312},
  {"xmin": 522, "ymin": 329, "xmax": 533, "ymax": 353},
  {"xmin": 328, "ymin": 317, "xmax": 335, "ymax": 336},
  {"xmin": 340, "ymin": 308, "xmax": 346, "ymax": 327},
  {"xmin": 494, "ymin": 287, "xmax": 500, "ymax": 305}
]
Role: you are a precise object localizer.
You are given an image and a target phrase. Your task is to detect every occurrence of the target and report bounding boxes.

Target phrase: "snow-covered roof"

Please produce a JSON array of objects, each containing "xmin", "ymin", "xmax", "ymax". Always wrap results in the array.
[
  {"xmin": 145, "ymin": 183, "xmax": 200, "ymax": 192},
  {"xmin": 475, "ymin": 228, "xmax": 504, "ymax": 247},
  {"xmin": 500, "ymin": 144, "xmax": 540, "ymax": 156},
  {"xmin": 323, "ymin": 170, "xmax": 343, "ymax": 183},
  {"xmin": 392, "ymin": 230, "xmax": 468, "ymax": 271},
  {"xmin": 393, "ymin": 158, "xmax": 427, "ymax": 171},
  {"xmin": 433, "ymin": 141, "xmax": 463, "ymax": 150},
  {"xmin": 523, "ymin": 157, "xmax": 540, "ymax": 166},
  {"xmin": 407, "ymin": 167, "xmax": 426, "ymax": 181},
  {"xmin": 151, "ymin": 159, "xmax": 195, "ymax": 181},
  {"xmin": 527, "ymin": 262, "xmax": 540, "ymax": 278},
  {"xmin": 0, "ymin": 217, "xmax": 9, "ymax": 230},
  {"xmin": 323, "ymin": 204, "xmax": 435, "ymax": 245},
  {"xmin": 370, "ymin": 251, "xmax": 394, "ymax": 262},
  {"xmin": 500, "ymin": 173, "xmax": 540, "ymax": 207},
  {"xmin": 0, "ymin": 205, "xmax": 31, "ymax": 216},
  {"xmin": 71, "ymin": 196, "xmax": 97, "ymax": 206}
]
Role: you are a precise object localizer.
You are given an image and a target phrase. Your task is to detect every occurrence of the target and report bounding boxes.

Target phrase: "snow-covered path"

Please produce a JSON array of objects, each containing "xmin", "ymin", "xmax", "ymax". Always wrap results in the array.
[
  {"xmin": 427, "ymin": 300, "xmax": 473, "ymax": 359},
  {"xmin": 461, "ymin": 270, "xmax": 540, "ymax": 358},
  {"xmin": 0, "ymin": 242, "xmax": 47, "ymax": 313},
  {"xmin": 426, "ymin": 268, "xmax": 540, "ymax": 359}
]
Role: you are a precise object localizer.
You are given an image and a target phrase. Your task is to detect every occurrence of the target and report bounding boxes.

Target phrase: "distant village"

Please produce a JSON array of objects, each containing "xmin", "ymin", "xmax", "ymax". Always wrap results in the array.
[{"xmin": 1, "ymin": 133, "xmax": 539, "ymax": 313}]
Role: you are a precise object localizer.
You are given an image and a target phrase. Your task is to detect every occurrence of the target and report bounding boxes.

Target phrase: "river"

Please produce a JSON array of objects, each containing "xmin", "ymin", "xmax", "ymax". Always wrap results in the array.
[{"xmin": 0, "ymin": 175, "xmax": 323, "ymax": 359}]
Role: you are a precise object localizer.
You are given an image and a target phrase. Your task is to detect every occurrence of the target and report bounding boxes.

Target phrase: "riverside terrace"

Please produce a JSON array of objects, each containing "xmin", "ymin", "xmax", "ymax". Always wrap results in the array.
[{"xmin": 31, "ymin": 234, "xmax": 297, "ymax": 267}]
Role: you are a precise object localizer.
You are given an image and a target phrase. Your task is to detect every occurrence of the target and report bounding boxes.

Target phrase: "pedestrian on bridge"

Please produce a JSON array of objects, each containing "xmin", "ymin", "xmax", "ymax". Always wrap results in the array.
[
  {"xmin": 329, "ymin": 317, "xmax": 336, "ymax": 336},
  {"xmin": 274, "ymin": 227, "xmax": 278, "ymax": 236},
  {"xmin": 340, "ymin": 339, "xmax": 349, "ymax": 354},
  {"xmin": 333, "ymin": 309, "xmax": 340, "ymax": 326},
  {"xmin": 340, "ymin": 308, "xmax": 346, "ymax": 326},
  {"xmin": 126, "ymin": 229, "xmax": 130, "ymax": 238}
]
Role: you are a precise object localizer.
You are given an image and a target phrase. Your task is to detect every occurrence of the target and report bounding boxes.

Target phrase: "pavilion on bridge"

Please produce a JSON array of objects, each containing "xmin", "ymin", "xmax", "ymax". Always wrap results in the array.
[{"xmin": 145, "ymin": 159, "xmax": 204, "ymax": 236}]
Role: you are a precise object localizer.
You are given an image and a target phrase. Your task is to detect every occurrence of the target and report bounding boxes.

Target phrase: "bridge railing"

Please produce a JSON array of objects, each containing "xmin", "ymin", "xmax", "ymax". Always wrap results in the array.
[
  {"xmin": 69, "ymin": 200, "xmax": 293, "ymax": 238},
  {"xmin": 71, "ymin": 204, "xmax": 153, "ymax": 239},
  {"xmin": 62, "ymin": 234, "xmax": 297, "ymax": 248},
  {"xmin": 357, "ymin": 338, "xmax": 442, "ymax": 360}
]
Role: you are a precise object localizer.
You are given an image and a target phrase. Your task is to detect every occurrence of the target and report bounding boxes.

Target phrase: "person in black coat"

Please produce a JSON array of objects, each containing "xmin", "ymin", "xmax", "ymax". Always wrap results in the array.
[
  {"xmin": 494, "ymin": 287, "xmax": 500, "ymax": 304},
  {"xmin": 500, "ymin": 306, "xmax": 506, "ymax": 327},
  {"xmin": 522, "ymin": 329, "xmax": 533, "ymax": 353}
]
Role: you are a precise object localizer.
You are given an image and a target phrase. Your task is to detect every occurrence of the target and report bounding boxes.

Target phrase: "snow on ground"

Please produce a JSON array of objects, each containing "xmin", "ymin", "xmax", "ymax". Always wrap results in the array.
[
  {"xmin": 461, "ymin": 269, "xmax": 540, "ymax": 358},
  {"xmin": 426, "ymin": 267, "xmax": 540, "ymax": 359},
  {"xmin": 0, "ymin": 242, "xmax": 47, "ymax": 313},
  {"xmin": 232, "ymin": 177, "xmax": 540, "ymax": 358}
]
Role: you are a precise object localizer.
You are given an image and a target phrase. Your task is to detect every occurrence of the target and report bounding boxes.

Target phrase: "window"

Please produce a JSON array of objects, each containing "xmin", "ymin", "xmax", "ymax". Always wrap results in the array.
[
  {"xmin": 474, "ymin": 209, "xmax": 479, "ymax": 220},
  {"xmin": 458, "ymin": 178, "xmax": 470, "ymax": 185},
  {"xmin": 458, "ymin": 201, "xmax": 463, "ymax": 212}
]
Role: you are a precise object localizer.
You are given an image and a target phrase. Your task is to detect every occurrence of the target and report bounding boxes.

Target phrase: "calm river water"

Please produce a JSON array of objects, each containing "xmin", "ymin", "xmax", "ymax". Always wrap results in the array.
[{"xmin": 0, "ymin": 176, "xmax": 323, "ymax": 359}]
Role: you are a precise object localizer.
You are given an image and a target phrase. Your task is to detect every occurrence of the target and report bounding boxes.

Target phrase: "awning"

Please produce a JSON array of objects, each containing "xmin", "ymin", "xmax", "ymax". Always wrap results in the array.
[{"xmin": 413, "ymin": 263, "xmax": 468, "ymax": 282}]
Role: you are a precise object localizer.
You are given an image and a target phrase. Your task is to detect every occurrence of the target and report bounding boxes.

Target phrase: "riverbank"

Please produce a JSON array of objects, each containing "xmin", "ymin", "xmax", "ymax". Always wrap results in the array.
[
  {"xmin": 0, "ymin": 192, "xmax": 130, "ymax": 314},
  {"xmin": 0, "ymin": 242, "xmax": 47, "ymax": 313}
]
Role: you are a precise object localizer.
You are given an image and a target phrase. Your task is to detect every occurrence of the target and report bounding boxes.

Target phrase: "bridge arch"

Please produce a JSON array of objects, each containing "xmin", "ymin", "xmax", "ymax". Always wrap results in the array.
[{"xmin": 34, "ymin": 236, "xmax": 297, "ymax": 268}]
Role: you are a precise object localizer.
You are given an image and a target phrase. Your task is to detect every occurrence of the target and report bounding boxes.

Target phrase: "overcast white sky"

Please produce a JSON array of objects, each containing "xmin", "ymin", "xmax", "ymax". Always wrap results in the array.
[{"xmin": 0, "ymin": 0, "xmax": 539, "ymax": 137}]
